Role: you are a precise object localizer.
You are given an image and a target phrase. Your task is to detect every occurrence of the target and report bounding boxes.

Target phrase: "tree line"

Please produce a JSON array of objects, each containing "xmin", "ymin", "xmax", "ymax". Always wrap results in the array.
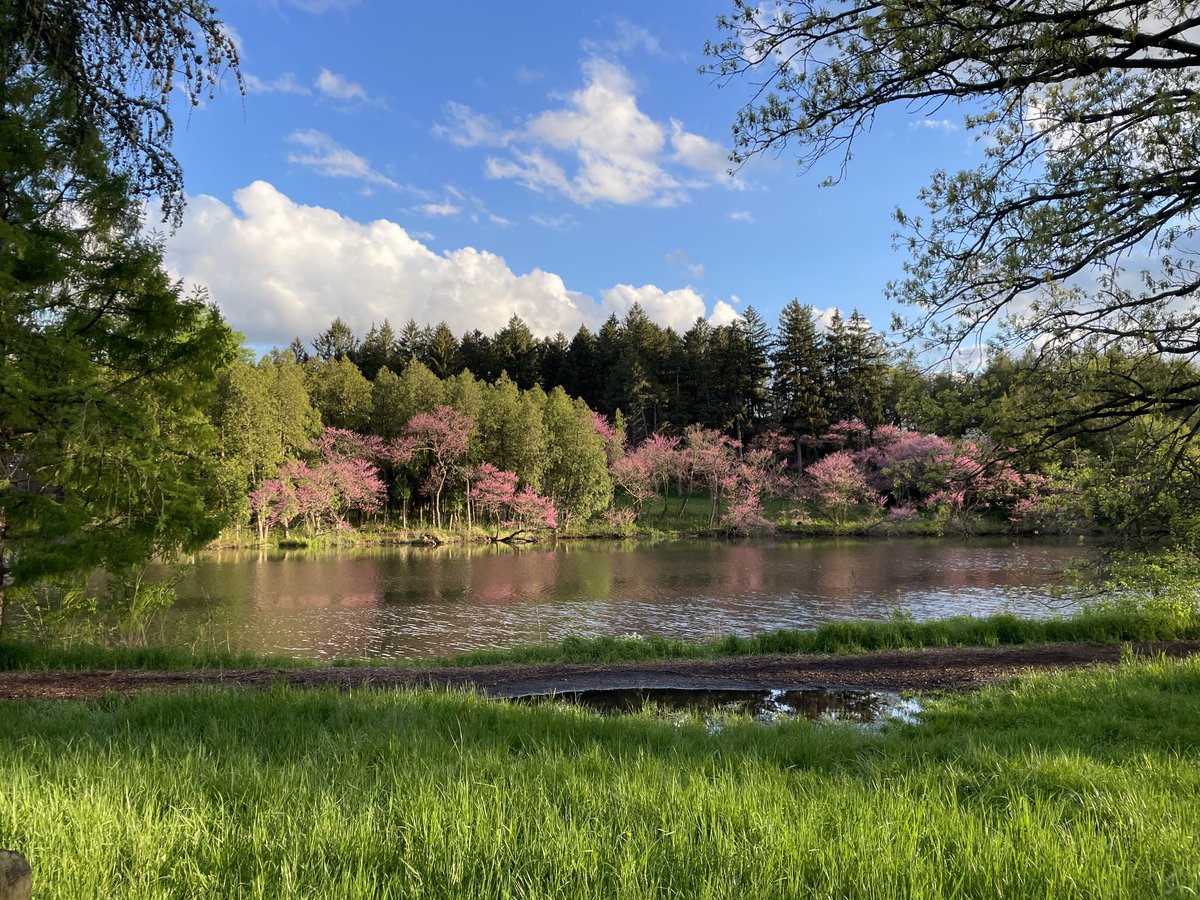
[{"xmin": 288, "ymin": 300, "xmax": 893, "ymax": 447}]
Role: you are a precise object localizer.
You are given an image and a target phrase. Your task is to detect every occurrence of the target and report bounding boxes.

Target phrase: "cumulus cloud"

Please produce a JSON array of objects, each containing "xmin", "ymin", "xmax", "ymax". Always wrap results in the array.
[
  {"xmin": 601, "ymin": 283, "xmax": 708, "ymax": 332},
  {"xmin": 315, "ymin": 68, "xmax": 368, "ymax": 102},
  {"xmin": 729, "ymin": 210, "xmax": 755, "ymax": 223},
  {"xmin": 443, "ymin": 58, "xmax": 732, "ymax": 206},
  {"xmin": 708, "ymin": 300, "xmax": 740, "ymax": 327},
  {"xmin": 165, "ymin": 182, "xmax": 599, "ymax": 346},
  {"xmin": 285, "ymin": 129, "xmax": 397, "ymax": 188}
]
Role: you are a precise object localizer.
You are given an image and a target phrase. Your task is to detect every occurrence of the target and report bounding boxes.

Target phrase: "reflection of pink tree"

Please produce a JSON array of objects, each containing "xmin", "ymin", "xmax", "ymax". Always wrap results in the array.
[{"xmin": 805, "ymin": 451, "xmax": 882, "ymax": 525}]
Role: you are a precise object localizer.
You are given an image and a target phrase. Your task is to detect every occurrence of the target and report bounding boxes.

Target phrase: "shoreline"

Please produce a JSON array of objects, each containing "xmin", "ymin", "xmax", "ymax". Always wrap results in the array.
[{"xmin": 3, "ymin": 640, "xmax": 1196, "ymax": 701}]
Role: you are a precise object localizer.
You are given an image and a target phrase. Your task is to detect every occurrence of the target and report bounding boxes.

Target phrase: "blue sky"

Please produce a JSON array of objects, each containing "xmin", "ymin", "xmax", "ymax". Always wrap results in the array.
[{"xmin": 162, "ymin": 0, "xmax": 983, "ymax": 349}]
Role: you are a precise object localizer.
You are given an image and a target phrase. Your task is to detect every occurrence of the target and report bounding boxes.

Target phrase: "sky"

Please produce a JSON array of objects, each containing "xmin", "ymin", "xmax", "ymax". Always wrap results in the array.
[{"xmin": 161, "ymin": 0, "xmax": 985, "ymax": 351}]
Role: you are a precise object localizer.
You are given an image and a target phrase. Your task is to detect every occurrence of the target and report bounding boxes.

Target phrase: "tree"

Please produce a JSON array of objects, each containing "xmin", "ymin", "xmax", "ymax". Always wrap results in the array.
[
  {"xmin": 3, "ymin": 0, "xmax": 241, "ymax": 223},
  {"xmin": 541, "ymin": 389, "xmax": 613, "ymax": 525},
  {"xmin": 312, "ymin": 317, "xmax": 359, "ymax": 363},
  {"xmin": 1, "ymin": 1, "xmax": 243, "ymax": 629},
  {"xmin": 397, "ymin": 407, "xmax": 473, "ymax": 529},
  {"xmin": 354, "ymin": 320, "xmax": 398, "ymax": 380},
  {"xmin": 306, "ymin": 357, "xmax": 371, "ymax": 432},
  {"xmin": 771, "ymin": 300, "xmax": 830, "ymax": 451},
  {"xmin": 707, "ymin": 2, "xmax": 1200, "ymax": 425}
]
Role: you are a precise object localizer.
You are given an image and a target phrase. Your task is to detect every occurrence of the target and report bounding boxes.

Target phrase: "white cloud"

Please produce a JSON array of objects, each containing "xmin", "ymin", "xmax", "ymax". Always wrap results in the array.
[
  {"xmin": 315, "ymin": 68, "xmax": 367, "ymax": 102},
  {"xmin": 708, "ymin": 300, "xmax": 740, "ymax": 327},
  {"xmin": 813, "ymin": 307, "xmax": 844, "ymax": 331},
  {"xmin": 433, "ymin": 101, "xmax": 508, "ymax": 147},
  {"xmin": 582, "ymin": 20, "xmax": 678, "ymax": 59},
  {"xmin": 243, "ymin": 72, "xmax": 310, "ymax": 95},
  {"xmin": 450, "ymin": 58, "xmax": 729, "ymax": 206},
  {"xmin": 285, "ymin": 129, "xmax": 396, "ymax": 188},
  {"xmin": 601, "ymin": 283, "xmax": 707, "ymax": 332},
  {"xmin": 417, "ymin": 202, "xmax": 461, "ymax": 217},
  {"xmin": 729, "ymin": 210, "xmax": 755, "ymax": 223},
  {"xmin": 515, "ymin": 66, "xmax": 545, "ymax": 85},
  {"xmin": 909, "ymin": 118, "xmax": 959, "ymax": 134},
  {"xmin": 530, "ymin": 212, "xmax": 576, "ymax": 229},
  {"xmin": 669, "ymin": 120, "xmax": 730, "ymax": 181},
  {"xmin": 166, "ymin": 182, "xmax": 599, "ymax": 346}
]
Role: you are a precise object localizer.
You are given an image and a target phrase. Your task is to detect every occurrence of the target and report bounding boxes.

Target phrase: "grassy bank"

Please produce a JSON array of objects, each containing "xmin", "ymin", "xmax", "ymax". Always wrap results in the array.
[
  {"xmin": 3, "ymin": 604, "xmax": 1198, "ymax": 673},
  {"xmin": 2, "ymin": 655, "xmax": 1199, "ymax": 898}
]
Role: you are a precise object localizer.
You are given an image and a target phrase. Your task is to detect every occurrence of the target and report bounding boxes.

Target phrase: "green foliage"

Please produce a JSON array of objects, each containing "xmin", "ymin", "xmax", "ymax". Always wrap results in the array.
[
  {"xmin": 541, "ymin": 388, "xmax": 613, "ymax": 525},
  {"xmin": 305, "ymin": 356, "xmax": 371, "ymax": 431}
]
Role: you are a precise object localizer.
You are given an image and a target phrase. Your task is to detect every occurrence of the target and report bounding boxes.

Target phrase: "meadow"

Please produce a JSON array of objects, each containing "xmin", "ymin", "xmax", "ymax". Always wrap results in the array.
[{"xmin": 2, "ymin": 653, "xmax": 1199, "ymax": 898}]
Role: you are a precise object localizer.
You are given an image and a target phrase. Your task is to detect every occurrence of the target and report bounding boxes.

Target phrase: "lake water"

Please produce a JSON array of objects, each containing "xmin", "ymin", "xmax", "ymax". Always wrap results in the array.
[{"xmin": 158, "ymin": 537, "xmax": 1088, "ymax": 660}]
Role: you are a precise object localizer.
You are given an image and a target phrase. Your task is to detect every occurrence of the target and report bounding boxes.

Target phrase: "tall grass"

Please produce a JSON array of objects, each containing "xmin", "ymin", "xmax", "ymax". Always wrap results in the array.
[
  {"xmin": 2, "ymin": 655, "xmax": 1199, "ymax": 898},
  {"xmin": 4, "ymin": 604, "xmax": 1197, "ymax": 672}
]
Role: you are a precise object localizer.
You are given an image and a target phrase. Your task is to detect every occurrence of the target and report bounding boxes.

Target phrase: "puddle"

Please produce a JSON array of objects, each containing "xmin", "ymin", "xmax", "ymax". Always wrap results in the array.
[{"xmin": 514, "ymin": 687, "xmax": 922, "ymax": 730}]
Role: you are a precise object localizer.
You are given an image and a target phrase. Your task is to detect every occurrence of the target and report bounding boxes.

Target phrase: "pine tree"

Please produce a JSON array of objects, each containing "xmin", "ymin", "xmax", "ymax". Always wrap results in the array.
[{"xmin": 771, "ymin": 300, "xmax": 831, "ymax": 445}]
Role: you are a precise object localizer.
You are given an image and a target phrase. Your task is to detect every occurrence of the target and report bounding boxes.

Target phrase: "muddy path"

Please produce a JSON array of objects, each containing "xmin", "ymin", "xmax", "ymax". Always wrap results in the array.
[{"xmin": 2, "ymin": 641, "xmax": 1198, "ymax": 702}]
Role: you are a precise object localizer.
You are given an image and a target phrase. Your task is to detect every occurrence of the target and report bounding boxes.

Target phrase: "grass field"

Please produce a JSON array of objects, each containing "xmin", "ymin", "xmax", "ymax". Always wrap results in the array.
[{"xmin": 1, "ymin": 654, "xmax": 1198, "ymax": 898}]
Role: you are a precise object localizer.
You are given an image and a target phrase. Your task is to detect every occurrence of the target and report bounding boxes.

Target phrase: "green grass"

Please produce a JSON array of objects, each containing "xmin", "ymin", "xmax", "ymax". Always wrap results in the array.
[
  {"xmin": 4, "ymin": 604, "xmax": 1198, "ymax": 672},
  {"xmin": 2, "ymin": 655, "xmax": 1199, "ymax": 898}
]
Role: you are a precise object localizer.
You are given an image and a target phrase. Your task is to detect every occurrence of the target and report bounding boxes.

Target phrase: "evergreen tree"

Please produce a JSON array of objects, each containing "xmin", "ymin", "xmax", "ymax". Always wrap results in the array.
[
  {"xmin": 563, "ymin": 325, "xmax": 599, "ymax": 408},
  {"xmin": 843, "ymin": 309, "xmax": 889, "ymax": 432},
  {"xmin": 493, "ymin": 314, "xmax": 539, "ymax": 389},
  {"xmin": 771, "ymin": 300, "xmax": 830, "ymax": 444},
  {"xmin": 354, "ymin": 320, "xmax": 398, "ymax": 381},
  {"xmin": 423, "ymin": 322, "xmax": 462, "ymax": 379},
  {"xmin": 312, "ymin": 317, "xmax": 359, "ymax": 362},
  {"xmin": 459, "ymin": 329, "xmax": 498, "ymax": 382}
]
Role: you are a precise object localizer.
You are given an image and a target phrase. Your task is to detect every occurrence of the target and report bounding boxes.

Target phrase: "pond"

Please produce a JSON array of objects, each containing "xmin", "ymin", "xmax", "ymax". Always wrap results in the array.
[{"xmin": 157, "ymin": 537, "xmax": 1087, "ymax": 660}]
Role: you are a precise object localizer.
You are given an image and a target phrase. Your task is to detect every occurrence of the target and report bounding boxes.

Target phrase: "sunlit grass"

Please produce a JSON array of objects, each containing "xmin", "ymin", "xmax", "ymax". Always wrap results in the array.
[{"xmin": 2, "ymin": 656, "xmax": 1199, "ymax": 898}]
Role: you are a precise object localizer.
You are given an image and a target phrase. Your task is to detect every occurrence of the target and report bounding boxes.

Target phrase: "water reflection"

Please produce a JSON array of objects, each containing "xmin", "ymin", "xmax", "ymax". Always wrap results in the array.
[{"xmin": 162, "ymin": 538, "xmax": 1086, "ymax": 660}]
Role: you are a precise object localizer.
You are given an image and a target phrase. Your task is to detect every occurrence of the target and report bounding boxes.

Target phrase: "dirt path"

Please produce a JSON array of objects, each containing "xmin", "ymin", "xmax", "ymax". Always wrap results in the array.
[{"xmin": 2, "ymin": 641, "xmax": 1198, "ymax": 701}]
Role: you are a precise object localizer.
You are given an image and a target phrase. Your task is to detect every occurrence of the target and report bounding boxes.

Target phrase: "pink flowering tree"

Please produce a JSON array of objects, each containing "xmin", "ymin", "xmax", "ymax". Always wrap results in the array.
[
  {"xmin": 250, "ymin": 451, "xmax": 385, "ymax": 538},
  {"xmin": 805, "ymin": 451, "xmax": 883, "ymax": 525},
  {"xmin": 680, "ymin": 426, "xmax": 741, "ymax": 526},
  {"xmin": 392, "ymin": 406, "xmax": 473, "ymax": 529},
  {"xmin": 469, "ymin": 462, "xmax": 557, "ymax": 539},
  {"xmin": 611, "ymin": 434, "xmax": 681, "ymax": 519}
]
